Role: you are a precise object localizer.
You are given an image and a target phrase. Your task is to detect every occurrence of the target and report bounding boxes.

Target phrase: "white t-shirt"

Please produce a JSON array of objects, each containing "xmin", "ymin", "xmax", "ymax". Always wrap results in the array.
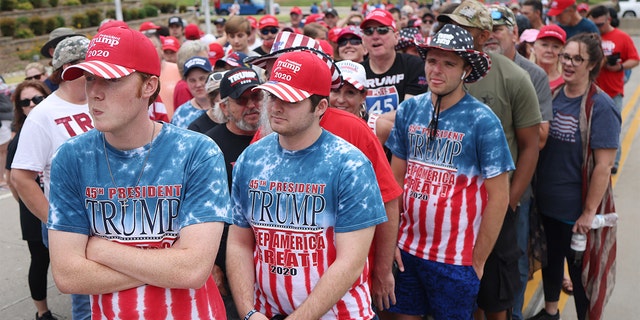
[{"xmin": 11, "ymin": 91, "xmax": 92, "ymax": 198}]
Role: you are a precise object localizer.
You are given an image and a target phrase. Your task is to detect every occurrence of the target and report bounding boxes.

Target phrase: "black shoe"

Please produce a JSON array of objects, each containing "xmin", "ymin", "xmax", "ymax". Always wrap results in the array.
[
  {"xmin": 612, "ymin": 166, "xmax": 618, "ymax": 174},
  {"xmin": 36, "ymin": 311, "xmax": 58, "ymax": 320},
  {"xmin": 527, "ymin": 309, "xmax": 560, "ymax": 320}
]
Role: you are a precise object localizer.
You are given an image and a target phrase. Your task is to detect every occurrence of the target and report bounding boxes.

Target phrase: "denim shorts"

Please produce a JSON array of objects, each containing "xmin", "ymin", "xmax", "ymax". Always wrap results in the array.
[{"xmin": 388, "ymin": 250, "xmax": 480, "ymax": 319}]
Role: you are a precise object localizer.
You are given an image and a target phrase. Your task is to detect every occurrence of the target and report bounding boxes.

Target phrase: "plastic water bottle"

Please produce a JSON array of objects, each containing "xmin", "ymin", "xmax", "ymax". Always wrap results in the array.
[
  {"xmin": 591, "ymin": 213, "xmax": 618, "ymax": 229},
  {"xmin": 571, "ymin": 213, "xmax": 618, "ymax": 266},
  {"xmin": 571, "ymin": 233, "xmax": 587, "ymax": 266}
]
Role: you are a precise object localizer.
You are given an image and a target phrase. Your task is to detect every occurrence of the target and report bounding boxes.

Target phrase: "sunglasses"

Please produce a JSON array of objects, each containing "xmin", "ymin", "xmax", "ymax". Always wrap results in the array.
[
  {"xmin": 18, "ymin": 95, "xmax": 45, "ymax": 108},
  {"xmin": 25, "ymin": 73, "xmax": 44, "ymax": 81},
  {"xmin": 234, "ymin": 91, "xmax": 264, "ymax": 106},
  {"xmin": 260, "ymin": 27, "xmax": 279, "ymax": 35},
  {"xmin": 422, "ymin": 19, "xmax": 434, "ymax": 24},
  {"xmin": 362, "ymin": 26, "xmax": 392, "ymax": 36},
  {"xmin": 338, "ymin": 38, "xmax": 362, "ymax": 47},
  {"xmin": 208, "ymin": 71, "xmax": 226, "ymax": 82},
  {"xmin": 346, "ymin": 20, "xmax": 362, "ymax": 26}
]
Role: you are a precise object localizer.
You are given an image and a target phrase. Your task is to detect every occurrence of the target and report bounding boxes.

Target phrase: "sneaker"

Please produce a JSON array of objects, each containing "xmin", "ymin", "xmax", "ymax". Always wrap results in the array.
[
  {"xmin": 36, "ymin": 311, "xmax": 58, "ymax": 320},
  {"xmin": 527, "ymin": 309, "xmax": 560, "ymax": 320}
]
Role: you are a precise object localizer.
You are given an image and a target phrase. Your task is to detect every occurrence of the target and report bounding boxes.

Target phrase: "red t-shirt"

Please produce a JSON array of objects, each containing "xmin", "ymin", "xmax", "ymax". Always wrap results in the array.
[{"xmin": 596, "ymin": 28, "xmax": 639, "ymax": 98}]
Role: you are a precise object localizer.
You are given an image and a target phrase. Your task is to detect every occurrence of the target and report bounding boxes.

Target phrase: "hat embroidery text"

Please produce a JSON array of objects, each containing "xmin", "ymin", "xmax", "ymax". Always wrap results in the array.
[
  {"xmin": 275, "ymin": 59, "xmax": 301, "ymax": 73},
  {"xmin": 459, "ymin": 7, "xmax": 477, "ymax": 19},
  {"xmin": 229, "ymin": 71, "xmax": 258, "ymax": 84},
  {"xmin": 434, "ymin": 33, "xmax": 454, "ymax": 46},
  {"xmin": 185, "ymin": 58, "xmax": 206, "ymax": 69},
  {"xmin": 92, "ymin": 34, "xmax": 120, "ymax": 47}
]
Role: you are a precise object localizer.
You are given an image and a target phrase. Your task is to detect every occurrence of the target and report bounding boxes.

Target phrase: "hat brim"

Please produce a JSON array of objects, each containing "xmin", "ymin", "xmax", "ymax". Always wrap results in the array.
[
  {"xmin": 228, "ymin": 83, "xmax": 260, "ymax": 99},
  {"xmin": 417, "ymin": 46, "xmax": 491, "ymax": 83},
  {"xmin": 40, "ymin": 34, "xmax": 80, "ymax": 58},
  {"xmin": 342, "ymin": 76, "xmax": 365, "ymax": 91},
  {"xmin": 546, "ymin": 7, "xmax": 566, "ymax": 16},
  {"xmin": 62, "ymin": 61, "xmax": 135, "ymax": 81},
  {"xmin": 246, "ymin": 46, "xmax": 343, "ymax": 90},
  {"xmin": 437, "ymin": 14, "xmax": 482, "ymax": 30},
  {"xmin": 255, "ymin": 81, "xmax": 311, "ymax": 103}
]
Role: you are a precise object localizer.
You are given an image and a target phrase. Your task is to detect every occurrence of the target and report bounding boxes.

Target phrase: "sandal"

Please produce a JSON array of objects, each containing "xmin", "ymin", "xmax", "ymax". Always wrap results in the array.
[{"xmin": 562, "ymin": 276, "xmax": 574, "ymax": 295}]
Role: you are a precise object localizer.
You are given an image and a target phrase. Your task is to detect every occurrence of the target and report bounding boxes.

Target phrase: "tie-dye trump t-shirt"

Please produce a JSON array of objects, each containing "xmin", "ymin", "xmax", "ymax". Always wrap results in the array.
[
  {"xmin": 386, "ymin": 92, "xmax": 514, "ymax": 266},
  {"xmin": 48, "ymin": 123, "xmax": 232, "ymax": 319},
  {"xmin": 232, "ymin": 130, "xmax": 387, "ymax": 319}
]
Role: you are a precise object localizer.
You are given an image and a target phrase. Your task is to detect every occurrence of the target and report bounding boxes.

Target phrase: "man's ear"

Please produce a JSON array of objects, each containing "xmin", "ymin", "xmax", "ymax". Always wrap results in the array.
[
  {"xmin": 315, "ymin": 97, "xmax": 329, "ymax": 117},
  {"xmin": 142, "ymin": 76, "xmax": 159, "ymax": 98}
]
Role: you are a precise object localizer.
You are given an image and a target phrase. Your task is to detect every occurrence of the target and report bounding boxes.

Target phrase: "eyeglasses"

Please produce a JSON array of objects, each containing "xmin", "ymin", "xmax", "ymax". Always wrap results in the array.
[
  {"xmin": 18, "ymin": 95, "xmax": 45, "ymax": 108},
  {"xmin": 208, "ymin": 71, "xmax": 226, "ymax": 82},
  {"xmin": 234, "ymin": 91, "xmax": 264, "ymax": 106},
  {"xmin": 260, "ymin": 27, "xmax": 279, "ymax": 35},
  {"xmin": 25, "ymin": 73, "xmax": 43, "ymax": 81},
  {"xmin": 338, "ymin": 37, "xmax": 362, "ymax": 47},
  {"xmin": 559, "ymin": 53, "xmax": 586, "ymax": 66},
  {"xmin": 362, "ymin": 26, "xmax": 392, "ymax": 36}
]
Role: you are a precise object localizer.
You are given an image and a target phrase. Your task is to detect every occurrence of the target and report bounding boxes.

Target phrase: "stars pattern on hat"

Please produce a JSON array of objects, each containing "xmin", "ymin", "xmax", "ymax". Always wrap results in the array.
[{"xmin": 416, "ymin": 24, "xmax": 491, "ymax": 83}]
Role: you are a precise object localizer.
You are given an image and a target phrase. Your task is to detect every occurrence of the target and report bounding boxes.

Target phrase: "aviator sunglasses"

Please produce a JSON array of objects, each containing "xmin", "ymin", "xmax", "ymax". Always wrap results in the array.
[{"xmin": 362, "ymin": 26, "xmax": 392, "ymax": 36}]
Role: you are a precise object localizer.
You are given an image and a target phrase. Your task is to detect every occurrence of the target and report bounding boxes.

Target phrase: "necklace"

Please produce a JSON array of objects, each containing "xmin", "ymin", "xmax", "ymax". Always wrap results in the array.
[{"xmin": 103, "ymin": 123, "xmax": 156, "ymax": 208}]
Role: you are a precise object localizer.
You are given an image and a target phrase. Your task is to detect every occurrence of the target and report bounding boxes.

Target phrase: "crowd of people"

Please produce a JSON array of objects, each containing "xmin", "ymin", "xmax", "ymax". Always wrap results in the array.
[{"xmin": 1, "ymin": 0, "xmax": 637, "ymax": 319}]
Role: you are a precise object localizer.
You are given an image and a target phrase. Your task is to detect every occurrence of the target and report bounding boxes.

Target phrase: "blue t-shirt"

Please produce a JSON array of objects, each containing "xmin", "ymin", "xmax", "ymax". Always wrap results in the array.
[
  {"xmin": 560, "ymin": 18, "xmax": 599, "ymax": 39},
  {"xmin": 536, "ymin": 89, "xmax": 620, "ymax": 222},
  {"xmin": 48, "ymin": 123, "xmax": 232, "ymax": 240},
  {"xmin": 171, "ymin": 100, "xmax": 206, "ymax": 129}
]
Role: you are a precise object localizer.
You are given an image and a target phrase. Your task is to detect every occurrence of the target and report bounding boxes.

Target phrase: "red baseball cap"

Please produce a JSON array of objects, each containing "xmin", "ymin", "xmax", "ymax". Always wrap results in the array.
[
  {"xmin": 318, "ymin": 39, "xmax": 334, "ymax": 58},
  {"xmin": 247, "ymin": 16, "xmax": 258, "ymax": 29},
  {"xmin": 139, "ymin": 21, "xmax": 161, "ymax": 32},
  {"xmin": 259, "ymin": 15, "xmax": 279, "ymax": 29},
  {"xmin": 547, "ymin": 0, "xmax": 576, "ymax": 16},
  {"xmin": 162, "ymin": 36, "xmax": 180, "ymax": 52},
  {"xmin": 577, "ymin": 3, "xmax": 589, "ymax": 12},
  {"xmin": 361, "ymin": 9, "xmax": 397, "ymax": 30},
  {"xmin": 328, "ymin": 27, "xmax": 342, "ymax": 43},
  {"xmin": 184, "ymin": 23, "xmax": 204, "ymax": 40},
  {"xmin": 208, "ymin": 42, "xmax": 224, "ymax": 65},
  {"xmin": 536, "ymin": 24, "xmax": 567, "ymax": 44},
  {"xmin": 256, "ymin": 50, "xmax": 331, "ymax": 102},
  {"xmin": 62, "ymin": 27, "xmax": 161, "ymax": 80},
  {"xmin": 98, "ymin": 19, "xmax": 128, "ymax": 32},
  {"xmin": 305, "ymin": 14, "xmax": 324, "ymax": 24},
  {"xmin": 337, "ymin": 26, "xmax": 364, "ymax": 41},
  {"xmin": 290, "ymin": 6, "xmax": 302, "ymax": 15}
]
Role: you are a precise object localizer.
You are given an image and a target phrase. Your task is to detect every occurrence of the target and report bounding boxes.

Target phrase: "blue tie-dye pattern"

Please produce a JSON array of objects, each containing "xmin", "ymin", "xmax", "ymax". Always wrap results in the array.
[
  {"xmin": 170, "ymin": 100, "xmax": 207, "ymax": 129},
  {"xmin": 231, "ymin": 130, "xmax": 387, "ymax": 233},
  {"xmin": 48, "ymin": 123, "xmax": 232, "ymax": 244},
  {"xmin": 386, "ymin": 92, "xmax": 514, "ymax": 179}
]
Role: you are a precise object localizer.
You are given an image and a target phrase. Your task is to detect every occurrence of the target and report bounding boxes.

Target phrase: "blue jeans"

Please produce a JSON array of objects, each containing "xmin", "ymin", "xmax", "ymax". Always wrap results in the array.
[
  {"xmin": 42, "ymin": 224, "xmax": 92, "ymax": 320},
  {"xmin": 612, "ymin": 94, "xmax": 623, "ymax": 169},
  {"xmin": 512, "ymin": 186, "xmax": 532, "ymax": 320}
]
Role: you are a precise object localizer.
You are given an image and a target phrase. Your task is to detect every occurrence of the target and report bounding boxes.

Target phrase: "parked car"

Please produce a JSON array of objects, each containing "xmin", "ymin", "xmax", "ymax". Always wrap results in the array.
[
  {"xmin": 619, "ymin": 0, "xmax": 640, "ymax": 17},
  {"xmin": 215, "ymin": 0, "xmax": 265, "ymax": 15}
]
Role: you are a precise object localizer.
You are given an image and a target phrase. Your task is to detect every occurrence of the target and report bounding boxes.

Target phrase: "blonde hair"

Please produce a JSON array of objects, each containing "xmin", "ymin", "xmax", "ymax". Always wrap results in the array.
[{"xmin": 24, "ymin": 62, "xmax": 46, "ymax": 76}]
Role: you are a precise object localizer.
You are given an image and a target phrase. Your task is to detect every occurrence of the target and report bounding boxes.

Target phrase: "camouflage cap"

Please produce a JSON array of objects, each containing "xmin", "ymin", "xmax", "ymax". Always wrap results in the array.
[
  {"xmin": 488, "ymin": 5, "xmax": 516, "ymax": 27},
  {"xmin": 52, "ymin": 36, "xmax": 90, "ymax": 71},
  {"xmin": 437, "ymin": 0, "xmax": 493, "ymax": 31}
]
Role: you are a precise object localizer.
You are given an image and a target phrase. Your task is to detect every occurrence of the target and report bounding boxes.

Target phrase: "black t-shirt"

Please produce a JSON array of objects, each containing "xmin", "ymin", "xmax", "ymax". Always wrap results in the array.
[
  {"xmin": 361, "ymin": 52, "xmax": 427, "ymax": 114},
  {"xmin": 187, "ymin": 112, "xmax": 220, "ymax": 134},
  {"xmin": 253, "ymin": 46, "xmax": 268, "ymax": 56},
  {"xmin": 204, "ymin": 124, "xmax": 254, "ymax": 189}
]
